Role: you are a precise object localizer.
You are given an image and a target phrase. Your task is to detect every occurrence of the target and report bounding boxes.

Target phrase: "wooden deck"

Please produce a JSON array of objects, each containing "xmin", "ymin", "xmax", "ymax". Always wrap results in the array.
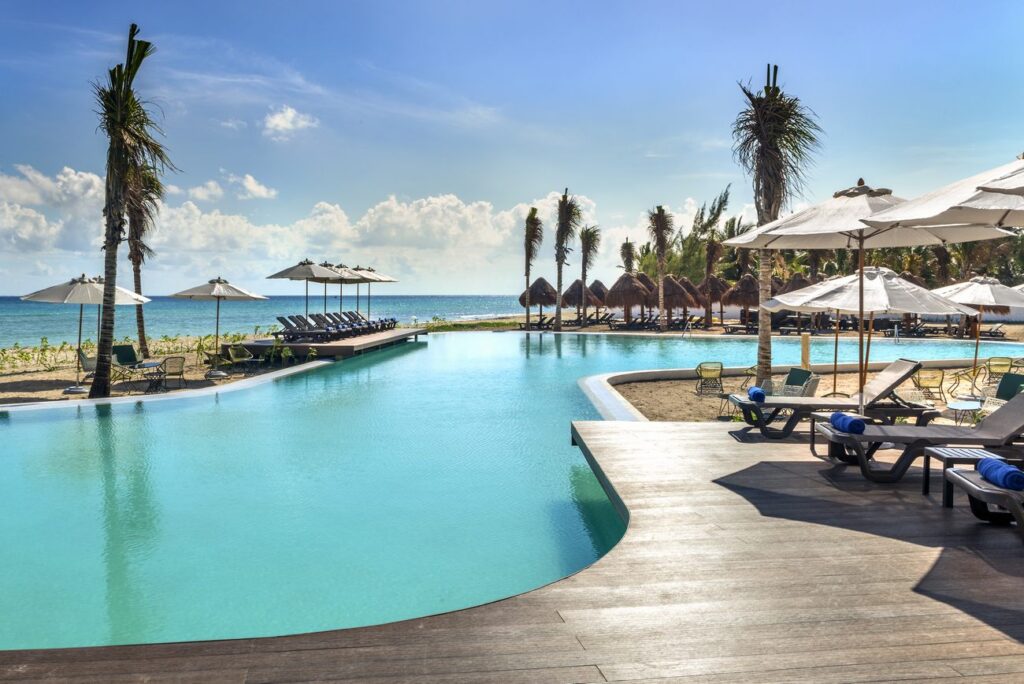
[
  {"xmin": 4, "ymin": 421, "xmax": 1024, "ymax": 682},
  {"xmin": 240, "ymin": 328, "xmax": 427, "ymax": 359}
]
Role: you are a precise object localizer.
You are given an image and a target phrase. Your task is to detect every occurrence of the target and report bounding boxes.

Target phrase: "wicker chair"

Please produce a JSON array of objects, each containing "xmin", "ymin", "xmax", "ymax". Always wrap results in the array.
[
  {"xmin": 985, "ymin": 357, "xmax": 1013, "ymax": 387},
  {"xmin": 912, "ymin": 368, "xmax": 946, "ymax": 403},
  {"xmin": 695, "ymin": 361, "xmax": 724, "ymax": 395}
]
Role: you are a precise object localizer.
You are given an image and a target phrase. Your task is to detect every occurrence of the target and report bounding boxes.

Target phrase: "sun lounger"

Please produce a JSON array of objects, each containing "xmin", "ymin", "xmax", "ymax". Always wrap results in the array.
[
  {"xmin": 817, "ymin": 391, "xmax": 1024, "ymax": 483},
  {"xmin": 728, "ymin": 359, "xmax": 928, "ymax": 440},
  {"xmin": 945, "ymin": 467, "xmax": 1024, "ymax": 540},
  {"xmin": 981, "ymin": 323, "xmax": 1007, "ymax": 338}
]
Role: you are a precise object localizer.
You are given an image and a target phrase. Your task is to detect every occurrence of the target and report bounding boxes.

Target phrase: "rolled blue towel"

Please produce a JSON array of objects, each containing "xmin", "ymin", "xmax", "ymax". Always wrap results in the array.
[
  {"xmin": 747, "ymin": 386, "xmax": 766, "ymax": 403},
  {"xmin": 977, "ymin": 457, "xmax": 1024, "ymax": 491},
  {"xmin": 829, "ymin": 412, "xmax": 866, "ymax": 435}
]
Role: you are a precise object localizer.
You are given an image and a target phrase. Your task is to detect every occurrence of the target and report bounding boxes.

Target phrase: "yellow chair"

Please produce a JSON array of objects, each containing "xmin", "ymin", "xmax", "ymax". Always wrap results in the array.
[
  {"xmin": 912, "ymin": 368, "xmax": 946, "ymax": 403},
  {"xmin": 696, "ymin": 361, "xmax": 724, "ymax": 395}
]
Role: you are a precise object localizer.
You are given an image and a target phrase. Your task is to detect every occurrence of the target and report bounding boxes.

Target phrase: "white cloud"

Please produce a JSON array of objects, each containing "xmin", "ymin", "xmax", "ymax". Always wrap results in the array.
[
  {"xmin": 226, "ymin": 173, "xmax": 277, "ymax": 200},
  {"xmin": 0, "ymin": 165, "xmax": 103, "ymax": 250},
  {"xmin": 262, "ymin": 105, "xmax": 318, "ymax": 140},
  {"xmin": 0, "ymin": 202, "xmax": 63, "ymax": 251},
  {"xmin": 219, "ymin": 118, "xmax": 248, "ymax": 130},
  {"xmin": 188, "ymin": 180, "xmax": 224, "ymax": 202},
  {"xmin": 165, "ymin": 184, "xmax": 183, "ymax": 196}
]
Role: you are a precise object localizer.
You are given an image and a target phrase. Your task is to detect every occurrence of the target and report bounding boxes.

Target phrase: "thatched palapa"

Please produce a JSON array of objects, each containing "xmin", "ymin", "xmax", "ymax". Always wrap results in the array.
[
  {"xmin": 519, "ymin": 277, "xmax": 558, "ymax": 308},
  {"xmin": 561, "ymin": 279, "xmax": 602, "ymax": 309},
  {"xmin": 723, "ymin": 273, "xmax": 760, "ymax": 322},
  {"xmin": 781, "ymin": 272, "xmax": 813, "ymax": 295},
  {"xmin": 605, "ymin": 272, "xmax": 650, "ymax": 322},
  {"xmin": 588, "ymin": 280, "xmax": 608, "ymax": 305}
]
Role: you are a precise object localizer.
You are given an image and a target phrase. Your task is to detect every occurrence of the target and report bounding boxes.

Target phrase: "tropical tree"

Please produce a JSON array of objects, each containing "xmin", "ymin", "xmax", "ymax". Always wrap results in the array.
[
  {"xmin": 620, "ymin": 238, "xmax": 636, "ymax": 273},
  {"xmin": 732, "ymin": 64, "xmax": 821, "ymax": 383},
  {"xmin": 523, "ymin": 207, "xmax": 543, "ymax": 330},
  {"xmin": 126, "ymin": 165, "xmax": 163, "ymax": 358},
  {"xmin": 90, "ymin": 24, "xmax": 171, "ymax": 398},
  {"xmin": 718, "ymin": 216, "xmax": 754, "ymax": 280},
  {"xmin": 578, "ymin": 225, "xmax": 601, "ymax": 327},
  {"xmin": 554, "ymin": 188, "xmax": 581, "ymax": 331},
  {"xmin": 647, "ymin": 206, "xmax": 674, "ymax": 331},
  {"xmin": 690, "ymin": 186, "xmax": 731, "ymax": 326}
]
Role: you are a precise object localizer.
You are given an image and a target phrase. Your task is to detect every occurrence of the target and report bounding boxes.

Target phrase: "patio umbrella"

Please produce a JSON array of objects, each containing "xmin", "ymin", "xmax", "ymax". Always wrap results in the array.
[
  {"xmin": 21, "ymin": 275, "xmax": 150, "ymax": 394},
  {"xmin": 518, "ymin": 277, "xmax": 558, "ymax": 321},
  {"xmin": 673, "ymin": 275, "xmax": 705, "ymax": 323},
  {"xmin": 634, "ymin": 272, "xmax": 657, "ymax": 318},
  {"xmin": 351, "ymin": 266, "xmax": 397, "ymax": 319},
  {"xmin": 722, "ymin": 273, "xmax": 760, "ymax": 326},
  {"xmin": 605, "ymin": 272, "xmax": 649, "ymax": 323},
  {"xmin": 764, "ymin": 267, "xmax": 977, "ymax": 395},
  {"xmin": 697, "ymin": 273, "xmax": 730, "ymax": 325},
  {"xmin": 317, "ymin": 263, "xmax": 364, "ymax": 315},
  {"xmin": 661, "ymin": 275, "xmax": 698, "ymax": 325},
  {"xmin": 932, "ymin": 276, "xmax": 1024, "ymax": 376},
  {"xmin": 267, "ymin": 259, "xmax": 341, "ymax": 317},
  {"xmin": 171, "ymin": 277, "xmax": 267, "ymax": 379}
]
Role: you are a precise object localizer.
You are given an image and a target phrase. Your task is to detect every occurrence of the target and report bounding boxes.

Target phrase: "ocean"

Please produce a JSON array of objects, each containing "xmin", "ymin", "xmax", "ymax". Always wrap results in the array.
[{"xmin": 0, "ymin": 294, "xmax": 522, "ymax": 348}]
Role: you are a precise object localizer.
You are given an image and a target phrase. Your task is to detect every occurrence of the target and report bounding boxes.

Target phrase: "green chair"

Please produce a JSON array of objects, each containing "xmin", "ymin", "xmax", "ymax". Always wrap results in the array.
[
  {"xmin": 979, "ymin": 372, "xmax": 1024, "ymax": 417},
  {"xmin": 111, "ymin": 344, "xmax": 142, "ymax": 388},
  {"xmin": 695, "ymin": 361, "xmax": 724, "ymax": 395},
  {"xmin": 912, "ymin": 368, "xmax": 946, "ymax": 403}
]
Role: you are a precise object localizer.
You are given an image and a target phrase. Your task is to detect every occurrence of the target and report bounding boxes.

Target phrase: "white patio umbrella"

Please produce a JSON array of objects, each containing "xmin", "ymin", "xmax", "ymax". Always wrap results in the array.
[
  {"xmin": 351, "ymin": 266, "xmax": 397, "ymax": 319},
  {"xmin": 764, "ymin": 268, "xmax": 977, "ymax": 396},
  {"xmin": 267, "ymin": 259, "xmax": 342, "ymax": 317},
  {"xmin": 20, "ymin": 275, "xmax": 150, "ymax": 394},
  {"xmin": 932, "ymin": 276, "xmax": 1024, "ymax": 376},
  {"xmin": 171, "ymin": 277, "xmax": 267, "ymax": 379},
  {"xmin": 310, "ymin": 262, "xmax": 363, "ymax": 315}
]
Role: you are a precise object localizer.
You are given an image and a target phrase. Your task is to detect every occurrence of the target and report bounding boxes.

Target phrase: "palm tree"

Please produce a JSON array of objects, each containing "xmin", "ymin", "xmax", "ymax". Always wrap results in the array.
[
  {"xmin": 554, "ymin": 188, "xmax": 581, "ymax": 331},
  {"xmin": 90, "ymin": 24, "xmax": 172, "ymax": 398},
  {"xmin": 620, "ymin": 238, "xmax": 636, "ymax": 273},
  {"xmin": 690, "ymin": 186, "xmax": 731, "ymax": 327},
  {"xmin": 732, "ymin": 64, "xmax": 821, "ymax": 384},
  {"xmin": 523, "ymin": 207, "xmax": 543, "ymax": 331},
  {"xmin": 126, "ymin": 165, "xmax": 163, "ymax": 358},
  {"xmin": 647, "ymin": 206, "xmax": 674, "ymax": 331},
  {"xmin": 578, "ymin": 225, "xmax": 601, "ymax": 327}
]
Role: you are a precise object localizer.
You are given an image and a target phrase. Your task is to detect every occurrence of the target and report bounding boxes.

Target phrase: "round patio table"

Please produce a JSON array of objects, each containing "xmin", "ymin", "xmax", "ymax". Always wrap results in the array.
[{"xmin": 947, "ymin": 398, "xmax": 982, "ymax": 426}]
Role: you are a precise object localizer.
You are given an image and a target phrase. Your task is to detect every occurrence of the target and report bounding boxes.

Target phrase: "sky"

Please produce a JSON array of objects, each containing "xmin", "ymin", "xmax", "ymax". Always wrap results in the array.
[{"xmin": 1, "ymin": 0, "xmax": 1023, "ymax": 295}]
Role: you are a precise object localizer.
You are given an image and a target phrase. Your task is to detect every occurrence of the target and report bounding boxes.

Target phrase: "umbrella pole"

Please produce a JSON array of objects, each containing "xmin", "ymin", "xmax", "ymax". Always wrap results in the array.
[
  {"xmin": 368, "ymin": 283, "xmax": 372, "ymax": 319},
  {"xmin": 76, "ymin": 303, "xmax": 83, "ymax": 385},
  {"xmin": 305, "ymin": 280, "xmax": 309, "ymax": 318},
  {"xmin": 973, "ymin": 311, "xmax": 982, "ymax": 391},
  {"xmin": 865, "ymin": 312, "xmax": 874, "ymax": 377},
  {"xmin": 831, "ymin": 308, "xmax": 840, "ymax": 396},
  {"xmin": 339, "ymin": 283, "xmax": 343, "ymax": 313},
  {"xmin": 857, "ymin": 236, "xmax": 866, "ymax": 412},
  {"xmin": 323, "ymin": 283, "xmax": 327, "ymax": 315},
  {"xmin": 357, "ymin": 284, "xmax": 360, "ymax": 314},
  {"xmin": 215, "ymin": 296, "xmax": 221, "ymax": 356}
]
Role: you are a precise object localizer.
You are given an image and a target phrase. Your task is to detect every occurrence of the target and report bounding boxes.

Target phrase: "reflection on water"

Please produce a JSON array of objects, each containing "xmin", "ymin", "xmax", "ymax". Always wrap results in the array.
[{"xmin": 569, "ymin": 464, "xmax": 626, "ymax": 556}]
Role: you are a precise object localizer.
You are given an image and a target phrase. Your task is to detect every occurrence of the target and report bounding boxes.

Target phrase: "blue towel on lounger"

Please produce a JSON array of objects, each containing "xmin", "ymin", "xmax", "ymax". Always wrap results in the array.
[
  {"xmin": 977, "ymin": 457, "xmax": 1024, "ymax": 491},
  {"xmin": 747, "ymin": 386, "xmax": 766, "ymax": 403},
  {"xmin": 830, "ymin": 412, "xmax": 866, "ymax": 435}
]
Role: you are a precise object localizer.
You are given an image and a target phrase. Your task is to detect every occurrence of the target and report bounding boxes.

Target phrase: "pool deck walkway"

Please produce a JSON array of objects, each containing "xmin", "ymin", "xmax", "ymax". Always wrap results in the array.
[
  {"xmin": 4, "ymin": 421, "xmax": 1024, "ymax": 682},
  {"xmin": 239, "ymin": 327, "xmax": 427, "ymax": 360}
]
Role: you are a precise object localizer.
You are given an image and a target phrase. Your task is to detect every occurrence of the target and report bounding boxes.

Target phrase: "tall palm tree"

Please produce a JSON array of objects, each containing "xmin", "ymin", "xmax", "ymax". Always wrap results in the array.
[
  {"xmin": 554, "ymin": 188, "xmax": 581, "ymax": 331},
  {"xmin": 125, "ymin": 165, "xmax": 163, "ymax": 358},
  {"xmin": 620, "ymin": 238, "xmax": 636, "ymax": 273},
  {"xmin": 578, "ymin": 225, "xmax": 601, "ymax": 327},
  {"xmin": 647, "ymin": 206, "xmax": 674, "ymax": 331},
  {"xmin": 523, "ymin": 207, "xmax": 543, "ymax": 330},
  {"xmin": 90, "ymin": 24, "xmax": 171, "ymax": 398},
  {"xmin": 732, "ymin": 64, "xmax": 821, "ymax": 384},
  {"xmin": 690, "ymin": 186, "xmax": 731, "ymax": 326}
]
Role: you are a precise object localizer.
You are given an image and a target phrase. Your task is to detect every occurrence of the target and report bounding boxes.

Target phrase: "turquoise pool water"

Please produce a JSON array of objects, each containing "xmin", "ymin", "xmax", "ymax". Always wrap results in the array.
[{"xmin": 2, "ymin": 331, "xmax": 1023, "ymax": 651}]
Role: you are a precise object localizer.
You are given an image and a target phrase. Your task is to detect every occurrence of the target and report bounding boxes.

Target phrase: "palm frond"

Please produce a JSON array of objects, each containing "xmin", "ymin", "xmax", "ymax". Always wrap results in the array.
[
  {"xmin": 555, "ymin": 188, "xmax": 582, "ymax": 266},
  {"xmin": 523, "ymin": 207, "xmax": 543, "ymax": 272},
  {"xmin": 619, "ymin": 238, "xmax": 636, "ymax": 273},
  {"xmin": 579, "ymin": 225, "xmax": 601, "ymax": 274},
  {"xmin": 647, "ymin": 206, "xmax": 674, "ymax": 256}
]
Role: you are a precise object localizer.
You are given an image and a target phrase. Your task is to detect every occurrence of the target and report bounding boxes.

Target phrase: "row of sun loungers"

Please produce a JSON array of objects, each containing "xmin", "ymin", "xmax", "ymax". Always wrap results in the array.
[
  {"xmin": 519, "ymin": 312, "xmax": 618, "ymax": 330},
  {"xmin": 273, "ymin": 312, "xmax": 397, "ymax": 342},
  {"xmin": 727, "ymin": 357, "xmax": 1024, "ymax": 541}
]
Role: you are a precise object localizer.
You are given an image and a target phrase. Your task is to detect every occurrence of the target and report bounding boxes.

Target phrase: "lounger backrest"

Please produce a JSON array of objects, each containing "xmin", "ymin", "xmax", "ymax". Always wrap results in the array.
[
  {"xmin": 860, "ymin": 358, "xmax": 921, "ymax": 405},
  {"xmin": 995, "ymin": 373, "xmax": 1024, "ymax": 401},
  {"xmin": 77, "ymin": 348, "xmax": 97, "ymax": 371},
  {"xmin": 784, "ymin": 367, "xmax": 812, "ymax": 388},
  {"xmin": 277, "ymin": 316, "xmax": 297, "ymax": 331},
  {"xmin": 112, "ymin": 344, "xmax": 139, "ymax": 366},
  {"xmin": 975, "ymin": 391, "xmax": 1024, "ymax": 440}
]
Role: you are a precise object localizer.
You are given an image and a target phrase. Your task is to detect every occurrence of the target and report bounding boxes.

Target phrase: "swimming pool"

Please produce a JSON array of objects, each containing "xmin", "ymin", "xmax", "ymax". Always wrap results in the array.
[{"xmin": 2, "ymin": 331, "xmax": 1022, "ymax": 650}]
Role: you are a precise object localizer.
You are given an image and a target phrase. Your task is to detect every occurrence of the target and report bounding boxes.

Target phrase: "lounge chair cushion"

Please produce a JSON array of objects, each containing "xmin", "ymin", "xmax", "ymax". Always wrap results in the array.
[
  {"xmin": 830, "ymin": 412, "xmax": 866, "ymax": 435},
  {"xmin": 748, "ymin": 387, "xmax": 766, "ymax": 403},
  {"xmin": 977, "ymin": 457, "xmax": 1024, "ymax": 490}
]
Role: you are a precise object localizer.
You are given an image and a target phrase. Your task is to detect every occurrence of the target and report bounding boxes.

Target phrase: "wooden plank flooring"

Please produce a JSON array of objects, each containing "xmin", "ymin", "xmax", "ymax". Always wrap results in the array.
[
  {"xmin": 241, "ymin": 328, "xmax": 427, "ymax": 359},
  {"xmin": 3, "ymin": 421, "xmax": 1023, "ymax": 682}
]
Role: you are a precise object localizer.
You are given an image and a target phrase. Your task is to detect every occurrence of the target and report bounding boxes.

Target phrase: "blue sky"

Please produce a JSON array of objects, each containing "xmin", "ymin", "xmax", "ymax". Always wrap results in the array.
[{"xmin": 1, "ymin": 1, "xmax": 1023, "ymax": 294}]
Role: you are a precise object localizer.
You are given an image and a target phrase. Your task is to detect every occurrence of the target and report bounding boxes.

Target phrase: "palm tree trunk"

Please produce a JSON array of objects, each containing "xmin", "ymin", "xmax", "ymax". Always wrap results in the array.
[
  {"xmin": 90, "ymin": 238, "xmax": 120, "ymax": 398},
  {"xmin": 554, "ymin": 263, "xmax": 563, "ymax": 331},
  {"xmin": 704, "ymin": 257, "xmax": 714, "ymax": 327},
  {"xmin": 581, "ymin": 266, "xmax": 588, "ymax": 328},
  {"xmin": 756, "ymin": 248, "xmax": 773, "ymax": 384},
  {"xmin": 658, "ymin": 257, "xmax": 667, "ymax": 332},
  {"xmin": 132, "ymin": 259, "xmax": 150, "ymax": 358},
  {"xmin": 525, "ymin": 267, "xmax": 531, "ymax": 331}
]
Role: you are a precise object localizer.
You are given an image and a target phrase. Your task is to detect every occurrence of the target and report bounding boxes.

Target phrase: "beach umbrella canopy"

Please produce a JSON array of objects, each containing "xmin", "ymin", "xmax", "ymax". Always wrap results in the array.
[
  {"xmin": 1014, "ymin": 283, "xmax": 1024, "ymax": 294},
  {"xmin": 933, "ymin": 276, "xmax": 1024, "ymax": 375},
  {"xmin": 722, "ymin": 273, "xmax": 760, "ymax": 310},
  {"xmin": 267, "ymin": 259, "xmax": 341, "ymax": 317},
  {"xmin": 605, "ymin": 272, "xmax": 649, "ymax": 321},
  {"xmin": 351, "ymin": 266, "xmax": 398, "ymax": 318},
  {"xmin": 21, "ymin": 275, "xmax": 151, "ymax": 393},
  {"xmin": 561, "ymin": 279, "xmax": 602, "ymax": 309},
  {"xmin": 316, "ymin": 262, "xmax": 365, "ymax": 315},
  {"xmin": 588, "ymin": 280, "xmax": 608, "ymax": 306},
  {"xmin": 518, "ymin": 277, "xmax": 558, "ymax": 308},
  {"xmin": 863, "ymin": 158, "xmax": 1024, "ymax": 233},
  {"xmin": 172, "ymin": 277, "xmax": 267, "ymax": 379}
]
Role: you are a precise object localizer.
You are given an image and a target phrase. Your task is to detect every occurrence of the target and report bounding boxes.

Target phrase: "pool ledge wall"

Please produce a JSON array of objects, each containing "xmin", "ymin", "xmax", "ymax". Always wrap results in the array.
[{"xmin": 579, "ymin": 355, "xmax": 988, "ymax": 423}]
